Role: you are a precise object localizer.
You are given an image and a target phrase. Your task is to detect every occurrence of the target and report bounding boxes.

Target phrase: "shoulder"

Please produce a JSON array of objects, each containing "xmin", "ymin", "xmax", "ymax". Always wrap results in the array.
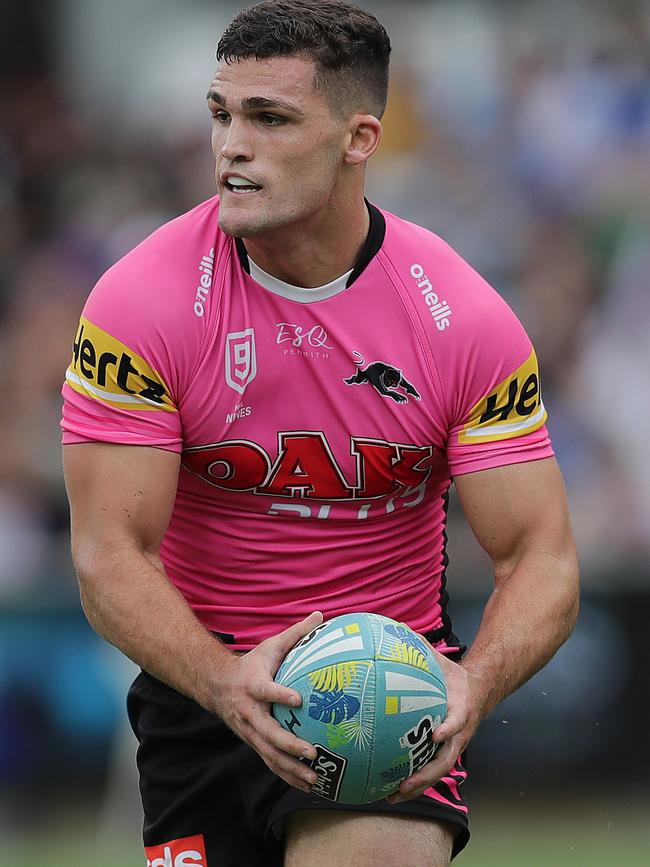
[
  {"xmin": 86, "ymin": 196, "xmax": 226, "ymax": 329},
  {"xmin": 379, "ymin": 208, "xmax": 545, "ymax": 435},
  {"xmin": 73, "ymin": 197, "xmax": 230, "ymax": 401},
  {"xmin": 379, "ymin": 207, "xmax": 525, "ymax": 343}
]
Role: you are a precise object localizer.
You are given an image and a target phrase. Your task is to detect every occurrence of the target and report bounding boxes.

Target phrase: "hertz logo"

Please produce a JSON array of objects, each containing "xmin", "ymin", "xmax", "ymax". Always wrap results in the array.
[
  {"xmin": 65, "ymin": 317, "xmax": 176, "ymax": 412},
  {"xmin": 459, "ymin": 350, "xmax": 546, "ymax": 444}
]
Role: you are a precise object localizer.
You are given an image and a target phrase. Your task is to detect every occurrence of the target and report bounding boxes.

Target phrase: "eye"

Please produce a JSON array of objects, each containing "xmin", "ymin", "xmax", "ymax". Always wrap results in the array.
[
  {"xmin": 259, "ymin": 113, "xmax": 286, "ymax": 127},
  {"xmin": 212, "ymin": 110, "xmax": 230, "ymax": 124}
]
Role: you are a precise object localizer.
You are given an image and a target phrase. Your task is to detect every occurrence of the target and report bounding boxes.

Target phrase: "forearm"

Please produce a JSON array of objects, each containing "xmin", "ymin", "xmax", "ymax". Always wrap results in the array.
[
  {"xmin": 75, "ymin": 541, "xmax": 233, "ymax": 713},
  {"xmin": 461, "ymin": 549, "xmax": 579, "ymax": 720}
]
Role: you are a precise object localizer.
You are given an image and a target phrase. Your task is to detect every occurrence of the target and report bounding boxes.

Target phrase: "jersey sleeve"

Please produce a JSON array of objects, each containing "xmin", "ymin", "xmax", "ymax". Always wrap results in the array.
[
  {"xmin": 61, "ymin": 256, "xmax": 187, "ymax": 452},
  {"xmin": 430, "ymin": 243, "xmax": 554, "ymax": 477}
]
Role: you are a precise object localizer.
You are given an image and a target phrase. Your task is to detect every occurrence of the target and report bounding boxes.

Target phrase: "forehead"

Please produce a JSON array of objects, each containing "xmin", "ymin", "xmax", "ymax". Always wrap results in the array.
[{"xmin": 211, "ymin": 55, "xmax": 324, "ymax": 108}]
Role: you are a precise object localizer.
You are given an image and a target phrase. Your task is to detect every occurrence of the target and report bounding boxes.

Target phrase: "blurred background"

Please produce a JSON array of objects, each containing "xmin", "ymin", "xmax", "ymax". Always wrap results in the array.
[{"xmin": 1, "ymin": 0, "xmax": 648, "ymax": 864}]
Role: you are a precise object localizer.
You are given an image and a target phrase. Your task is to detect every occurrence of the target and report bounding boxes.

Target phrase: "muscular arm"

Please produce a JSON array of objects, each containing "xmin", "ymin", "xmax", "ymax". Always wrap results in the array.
[
  {"xmin": 454, "ymin": 456, "xmax": 579, "ymax": 718},
  {"xmin": 64, "ymin": 442, "xmax": 320, "ymax": 792},
  {"xmin": 63, "ymin": 442, "xmax": 229, "ymax": 710},
  {"xmin": 388, "ymin": 456, "xmax": 579, "ymax": 803}
]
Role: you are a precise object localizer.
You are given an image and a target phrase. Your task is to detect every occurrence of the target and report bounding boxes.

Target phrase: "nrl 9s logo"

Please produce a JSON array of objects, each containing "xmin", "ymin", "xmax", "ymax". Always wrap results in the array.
[{"xmin": 225, "ymin": 329, "xmax": 257, "ymax": 394}]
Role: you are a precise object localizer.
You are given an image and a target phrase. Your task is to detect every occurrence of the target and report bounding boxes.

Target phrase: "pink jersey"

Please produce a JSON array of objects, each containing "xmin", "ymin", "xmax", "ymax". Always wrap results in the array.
[{"xmin": 61, "ymin": 198, "xmax": 553, "ymax": 650}]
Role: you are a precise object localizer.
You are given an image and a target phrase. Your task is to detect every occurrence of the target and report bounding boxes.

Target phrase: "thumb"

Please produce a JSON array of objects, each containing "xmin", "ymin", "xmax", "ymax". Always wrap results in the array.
[{"xmin": 263, "ymin": 611, "xmax": 324, "ymax": 671}]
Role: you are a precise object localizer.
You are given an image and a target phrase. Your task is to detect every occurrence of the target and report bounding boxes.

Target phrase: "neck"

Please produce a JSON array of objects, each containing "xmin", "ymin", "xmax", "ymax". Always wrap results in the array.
[{"xmin": 241, "ymin": 194, "xmax": 370, "ymax": 289}]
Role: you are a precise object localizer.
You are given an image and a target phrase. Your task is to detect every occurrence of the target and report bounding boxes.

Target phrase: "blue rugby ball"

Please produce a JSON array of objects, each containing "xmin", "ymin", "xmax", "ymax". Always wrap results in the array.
[{"xmin": 272, "ymin": 612, "xmax": 447, "ymax": 804}]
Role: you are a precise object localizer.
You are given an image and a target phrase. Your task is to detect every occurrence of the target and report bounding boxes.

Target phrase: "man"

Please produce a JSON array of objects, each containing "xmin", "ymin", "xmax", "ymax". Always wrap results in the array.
[{"xmin": 61, "ymin": 2, "xmax": 579, "ymax": 865}]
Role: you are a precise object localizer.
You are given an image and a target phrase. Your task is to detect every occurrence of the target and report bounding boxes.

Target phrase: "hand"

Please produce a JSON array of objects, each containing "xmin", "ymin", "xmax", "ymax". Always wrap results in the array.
[
  {"xmin": 386, "ymin": 641, "xmax": 480, "ymax": 805},
  {"xmin": 210, "ymin": 611, "xmax": 324, "ymax": 793}
]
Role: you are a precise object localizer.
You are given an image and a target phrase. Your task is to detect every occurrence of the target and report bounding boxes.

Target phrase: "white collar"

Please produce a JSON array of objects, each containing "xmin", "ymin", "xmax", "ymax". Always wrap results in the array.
[{"xmin": 248, "ymin": 257, "xmax": 352, "ymax": 304}]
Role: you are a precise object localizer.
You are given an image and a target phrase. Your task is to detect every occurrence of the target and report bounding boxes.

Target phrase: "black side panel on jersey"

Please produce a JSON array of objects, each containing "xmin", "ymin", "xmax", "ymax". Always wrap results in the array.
[{"xmin": 425, "ymin": 488, "xmax": 466, "ymax": 651}]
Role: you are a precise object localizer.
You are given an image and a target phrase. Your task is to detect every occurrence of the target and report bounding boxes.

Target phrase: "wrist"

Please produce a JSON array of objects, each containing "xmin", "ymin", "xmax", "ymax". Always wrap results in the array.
[
  {"xmin": 194, "ymin": 644, "xmax": 240, "ymax": 715},
  {"xmin": 459, "ymin": 660, "xmax": 495, "ymax": 723}
]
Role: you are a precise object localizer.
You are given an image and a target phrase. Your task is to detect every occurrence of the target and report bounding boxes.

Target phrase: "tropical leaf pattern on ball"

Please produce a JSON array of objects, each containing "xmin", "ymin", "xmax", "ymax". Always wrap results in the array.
[
  {"xmin": 384, "ymin": 624, "xmax": 429, "ymax": 655},
  {"xmin": 337, "ymin": 663, "xmax": 374, "ymax": 750},
  {"xmin": 308, "ymin": 662, "xmax": 359, "ymax": 692},
  {"xmin": 325, "ymin": 722, "xmax": 352, "ymax": 749},
  {"xmin": 380, "ymin": 761, "xmax": 410, "ymax": 783},
  {"xmin": 309, "ymin": 690, "xmax": 360, "ymax": 724},
  {"xmin": 385, "ymin": 642, "xmax": 430, "ymax": 670}
]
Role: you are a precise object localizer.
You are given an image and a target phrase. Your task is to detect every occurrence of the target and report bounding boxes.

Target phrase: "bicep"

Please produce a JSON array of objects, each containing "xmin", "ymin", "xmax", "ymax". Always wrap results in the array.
[
  {"xmin": 454, "ymin": 457, "xmax": 576, "ymax": 575},
  {"xmin": 63, "ymin": 443, "xmax": 181, "ymax": 559}
]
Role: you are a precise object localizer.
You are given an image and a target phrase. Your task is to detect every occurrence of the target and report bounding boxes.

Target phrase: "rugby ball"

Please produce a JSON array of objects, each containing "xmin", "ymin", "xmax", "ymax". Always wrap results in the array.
[{"xmin": 272, "ymin": 612, "xmax": 447, "ymax": 804}]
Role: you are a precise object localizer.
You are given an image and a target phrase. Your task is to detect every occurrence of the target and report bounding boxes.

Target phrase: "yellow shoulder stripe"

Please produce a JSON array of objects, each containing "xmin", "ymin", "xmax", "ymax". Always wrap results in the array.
[
  {"xmin": 65, "ymin": 316, "xmax": 176, "ymax": 412},
  {"xmin": 458, "ymin": 349, "xmax": 547, "ymax": 444}
]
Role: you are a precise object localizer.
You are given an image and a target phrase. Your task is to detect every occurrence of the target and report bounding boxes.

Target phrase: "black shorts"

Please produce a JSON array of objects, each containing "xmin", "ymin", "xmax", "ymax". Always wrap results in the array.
[{"xmin": 127, "ymin": 669, "xmax": 470, "ymax": 865}]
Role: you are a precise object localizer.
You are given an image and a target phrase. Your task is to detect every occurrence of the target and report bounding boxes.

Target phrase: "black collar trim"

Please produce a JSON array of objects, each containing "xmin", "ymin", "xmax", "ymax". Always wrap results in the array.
[
  {"xmin": 234, "ymin": 200, "xmax": 386, "ymax": 288},
  {"xmin": 346, "ymin": 200, "xmax": 386, "ymax": 287},
  {"xmin": 235, "ymin": 235, "xmax": 250, "ymax": 274}
]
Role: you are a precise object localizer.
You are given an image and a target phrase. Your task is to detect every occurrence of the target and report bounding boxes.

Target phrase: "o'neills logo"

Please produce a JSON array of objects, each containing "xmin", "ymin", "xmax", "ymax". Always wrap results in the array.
[
  {"xmin": 66, "ymin": 317, "xmax": 176, "ymax": 412},
  {"xmin": 194, "ymin": 247, "xmax": 215, "ymax": 318},
  {"xmin": 410, "ymin": 264, "xmax": 452, "ymax": 331}
]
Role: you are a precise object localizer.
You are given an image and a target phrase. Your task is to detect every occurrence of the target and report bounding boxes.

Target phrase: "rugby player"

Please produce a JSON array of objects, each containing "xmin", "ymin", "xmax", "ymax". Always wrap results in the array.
[{"xmin": 61, "ymin": 2, "xmax": 579, "ymax": 865}]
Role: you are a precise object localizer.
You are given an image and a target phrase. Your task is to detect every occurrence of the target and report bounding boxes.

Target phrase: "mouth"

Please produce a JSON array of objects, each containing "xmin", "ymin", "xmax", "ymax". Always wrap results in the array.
[{"xmin": 222, "ymin": 175, "xmax": 263, "ymax": 195}]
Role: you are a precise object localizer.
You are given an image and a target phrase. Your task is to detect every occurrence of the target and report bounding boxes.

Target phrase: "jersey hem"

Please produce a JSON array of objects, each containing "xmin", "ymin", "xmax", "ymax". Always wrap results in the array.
[
  {"xmin": 449, "ymin": 445, "xmax": 555, "ymax": 478},
  {"xmin": 61, "ymin": 429, "xmax": 182, "ymax": 453}
]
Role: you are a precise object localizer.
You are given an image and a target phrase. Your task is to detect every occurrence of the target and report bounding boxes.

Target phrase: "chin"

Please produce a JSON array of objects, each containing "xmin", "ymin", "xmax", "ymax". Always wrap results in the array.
[
  {"xmin": 218, "ymin": 206, "xmax": 290, "ymax": 239},
  {"xmin": 218, "ymin": 210, "xmax": 258, "ymax": 238},
  {"xmin": 218, "ymin": 215, "xmax": 247, "ymax": 238}
]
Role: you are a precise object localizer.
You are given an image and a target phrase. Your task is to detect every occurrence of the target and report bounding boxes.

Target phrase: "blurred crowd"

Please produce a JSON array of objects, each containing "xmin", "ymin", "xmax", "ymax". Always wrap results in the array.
[{"xmin": 0, "ymin": 0, "xmax": 648, "ymax": 604}]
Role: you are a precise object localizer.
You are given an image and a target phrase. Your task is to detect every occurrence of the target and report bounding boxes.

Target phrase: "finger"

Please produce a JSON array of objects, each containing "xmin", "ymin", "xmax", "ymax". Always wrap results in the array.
[
  {"xmin": 272, "ymin": 611, "xmax": 324, "ymax": 659},
  {"xmin": 256, "ymin": 711, "xmax": 318, "ymax": 761},
  {"xmin": 386, "ymin": 784, "xmax": 426, "ymax": 805},
  {"xmin": 250, "ymin": 676, "xmax": 303, "ymax": 708},
  {"xmin": 432, "ymin": 722, "xmax": 460, "ymax": 743},
  {"xmin": 386, "ymin": 740, "xmax": 458, "ymax": 805},
  {"xmin": 432, "ymin": 705, "xmax": 465, "ymax": 743},
  {"xmin": 258, "ymin": 611, "xmax": 323, "ymax": 674},
  {"xmin": 245, "ymin": 728, "xmax": 318, "ymax": 793},
  {"xmin": 232, "ymin": 690, "xmax": 317, "ymax": 759}
]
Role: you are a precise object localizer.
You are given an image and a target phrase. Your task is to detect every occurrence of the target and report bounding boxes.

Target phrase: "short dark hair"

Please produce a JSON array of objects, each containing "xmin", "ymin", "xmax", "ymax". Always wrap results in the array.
[{"xmin": 216, "ymin": 1, "xmax": 391, "ymax": 118}]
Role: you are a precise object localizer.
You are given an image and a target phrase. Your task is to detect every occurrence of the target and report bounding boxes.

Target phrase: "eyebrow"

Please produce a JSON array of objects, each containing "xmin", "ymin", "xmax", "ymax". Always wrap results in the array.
[{"xmin": 206, "ymin": 90, "xmax": 305, "ymax": 117}]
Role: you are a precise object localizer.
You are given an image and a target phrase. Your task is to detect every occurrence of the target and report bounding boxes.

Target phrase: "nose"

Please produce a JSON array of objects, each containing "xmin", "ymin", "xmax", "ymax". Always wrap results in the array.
[{"xmin": 219, "ymin": 118, "xmax": 253, "ymax": 162}]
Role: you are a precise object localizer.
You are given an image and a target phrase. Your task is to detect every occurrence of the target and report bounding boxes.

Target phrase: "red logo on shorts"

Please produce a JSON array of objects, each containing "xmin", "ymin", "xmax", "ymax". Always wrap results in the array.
[{"xmin": 145, "ymin": 834, "xmax": 207, "ymax": 867}]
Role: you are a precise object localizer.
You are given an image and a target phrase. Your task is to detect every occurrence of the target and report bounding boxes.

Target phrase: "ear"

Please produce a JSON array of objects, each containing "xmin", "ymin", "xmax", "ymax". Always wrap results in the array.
[{"xmin": 343, "ymin": 115, "xmax": 382, "ymax": 166}]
